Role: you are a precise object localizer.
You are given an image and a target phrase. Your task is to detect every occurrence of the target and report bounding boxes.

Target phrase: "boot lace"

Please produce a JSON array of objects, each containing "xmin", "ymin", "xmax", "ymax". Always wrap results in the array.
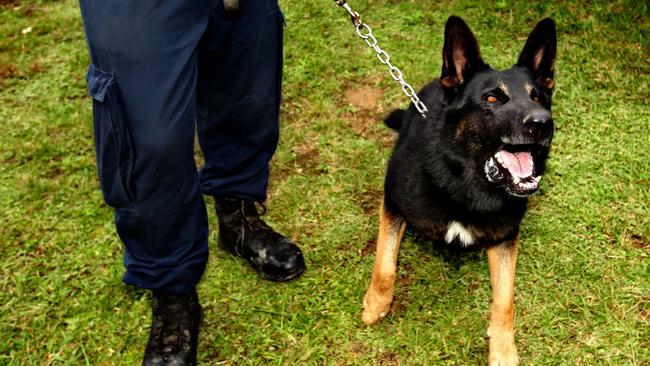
[
  {"xmin": 147, "ymin": 292, "xmax": 197, "ymax": 361},
  {"xmin": 235, "ymin": 201, "xmax": 280, "ymax": 256}
]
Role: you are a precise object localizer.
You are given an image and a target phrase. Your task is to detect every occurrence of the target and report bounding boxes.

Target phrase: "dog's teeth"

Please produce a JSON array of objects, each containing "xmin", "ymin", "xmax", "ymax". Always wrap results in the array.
[
  {"xmin": 533, "ymin": 176, "xmax": 542, "ymax": 183},
  {"xmin": 495, "ymin": 153, "xmax": 503, "ymax": 164},
  {"xmin": 512, "ymin": 176, "xmax": 521, "ymax": 184}
]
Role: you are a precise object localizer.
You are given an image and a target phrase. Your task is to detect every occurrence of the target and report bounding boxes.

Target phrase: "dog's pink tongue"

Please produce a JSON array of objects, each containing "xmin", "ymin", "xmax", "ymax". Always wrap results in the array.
[{"xmin": 499, "ymin": 151, "xmax": 534, "ymax": 178}]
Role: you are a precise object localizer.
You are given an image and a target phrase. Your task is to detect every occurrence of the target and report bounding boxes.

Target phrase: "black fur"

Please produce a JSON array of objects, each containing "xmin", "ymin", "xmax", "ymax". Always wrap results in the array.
[
  {"xmin": 383, "ymin": 16, "xmax": 557, "ymax": 246},
  {"xmin": 384, "ymin": 109, "xmax": 406, "ymax": 131}
]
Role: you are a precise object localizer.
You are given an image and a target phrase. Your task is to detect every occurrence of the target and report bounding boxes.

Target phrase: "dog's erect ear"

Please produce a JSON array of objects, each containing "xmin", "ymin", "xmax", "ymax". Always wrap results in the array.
[
  {"xmin": 440, "ymin": 16, "xmax": 486, "ymax": 90},
  {"xmin": 517, "ymin": 18, "xmax": 557, "ymax": 90}
]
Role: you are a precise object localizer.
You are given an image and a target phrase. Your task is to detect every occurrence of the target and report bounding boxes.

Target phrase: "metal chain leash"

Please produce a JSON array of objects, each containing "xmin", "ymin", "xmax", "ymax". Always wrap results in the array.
[{"xmin": 334, "ymin": 0, "xmax": 428, "ymax": 119}]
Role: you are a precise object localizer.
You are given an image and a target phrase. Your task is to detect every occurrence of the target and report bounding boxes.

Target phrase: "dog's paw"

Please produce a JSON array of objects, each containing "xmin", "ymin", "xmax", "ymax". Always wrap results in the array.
[
  {"xmin": 488, "ymin": 333, "xmax": 519, "ymax": 366},
  {"xmin": 488, "ymin": 350, "xmax": 519, "ymax": 366},
  {"xmin": 361, "ymin": 288, "xmax": 392, "ymax": 325}
]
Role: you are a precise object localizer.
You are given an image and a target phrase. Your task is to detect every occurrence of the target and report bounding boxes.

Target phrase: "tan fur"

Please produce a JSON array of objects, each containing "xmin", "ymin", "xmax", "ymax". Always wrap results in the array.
[
  {"xmin": 540, "ymin": 77, "xmax": 555, "ymax": 90},
  {"xmin": 453, "ymin": 47, "xmax": 466, "ymax": 84},
  {"xmin": 361, "ymin": 200, "xmax": 405, "ymax": 325},
  {"xmin": 532, "ymin": 49, "xmax": 545, "ymax": 73},
  {"xmin": 499, "ymin": 81, "xmax": 510, "ymax": 96},
  {"xmin": 486, "ymin": 238, "xmax": 520, "ymax": 366},
  {"xmin": 529, "ymin": 50, "xmax": 556, "ymax": 89},
  {"xmin": 524, "ymin": 82, "xmax": 533, "ymax": 95},
  {"xmin": 440, "ymin": 76, "xmax": 455, "ymax": 89}
]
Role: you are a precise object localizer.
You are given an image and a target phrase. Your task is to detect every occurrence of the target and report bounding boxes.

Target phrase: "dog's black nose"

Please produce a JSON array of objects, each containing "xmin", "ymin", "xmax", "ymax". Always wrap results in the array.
[{"xmin": 523, "ymin": 112, "xmax": 553, "ymax": 140}]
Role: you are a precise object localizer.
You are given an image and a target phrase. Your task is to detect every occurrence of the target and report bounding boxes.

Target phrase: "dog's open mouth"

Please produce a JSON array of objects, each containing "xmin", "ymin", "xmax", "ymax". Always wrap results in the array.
[{"xmin": 484, "ymin": 145, "xmax": 542, "ymax": 197}]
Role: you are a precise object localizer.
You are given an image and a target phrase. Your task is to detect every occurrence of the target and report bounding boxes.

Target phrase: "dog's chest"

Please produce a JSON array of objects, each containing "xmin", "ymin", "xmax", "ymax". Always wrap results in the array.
[
  {"xmin": 438, "ymin": 218, "xmax": 520, "ymax": 246},
  {"xmin": 444, "ymin": 220, "xmax": 476, "ymax": 247}
]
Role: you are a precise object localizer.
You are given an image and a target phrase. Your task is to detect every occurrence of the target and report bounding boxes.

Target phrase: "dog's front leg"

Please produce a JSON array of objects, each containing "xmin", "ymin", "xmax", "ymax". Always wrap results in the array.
[
  {"xmin": 361, "ymin": 200, "xmax": 406, "ymax": 325},
  {"xmin": 487, "ymin": 237, "xmax": 520, "ymax": 366}
]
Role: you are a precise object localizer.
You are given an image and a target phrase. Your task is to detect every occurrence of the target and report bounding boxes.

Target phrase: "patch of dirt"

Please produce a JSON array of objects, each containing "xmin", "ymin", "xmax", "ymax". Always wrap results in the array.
[
  {"xmin": 0, "ymin": 0, "xmax": 19, "ymax": 7},
  {"xmin": 378, "ymin": 350, "xmax": 399, "ymax": 365},
  {"xmin": 268, "ymin": 136, "xmax": 322, "ymax": 197},
  {"xmin": 358, "ymin": 186, "xmax": 382, "ymax": 216},
  {"xmin": 2, "ymin": 152, "xmax": 17, "ymax": 165},
  {"xmin": 301, "ymin": 219, "xmax": 318, "ymax": 239},
  {"xmin": 391, "ymin": 300, "xmax": 407, "ymax": 315},
  {"xmin": 44, "ymin": 166, "xmax": 64, "ymax": 179},
  {"xmin": 294, "ymin": 144, "xmax": 321, "ymax": 175},
  {"xmin": 26, "ymin": 244, "xmax": 46, "ymax": 259},
  {"xmin": 341, "ymin": 81, "xmax": 400, "ymax": 147},
  {"xmin": 345, "ymin": 86, "xmax": 384, "ymax": 110},
  {"xmin": 629, "ymin": 233, "xmax": 648, "ymax": 251},
  {"xmin": 345, "ymin": 111, "xmax": 398, "ymax": 148},
  {"xmin": 360, "ymin": 239, "xmax": 375, "ymax": 257},
  {"xmin": 347, "ymin": 340, "xmax": 371, "ymax": 358},
  {"xmin": 467, "ymin": 279, "xmax": 479, "ymax": 294},
  {"xmin": 21, "ymin": 4, "xmax": 38, "ymax": 16},
  {"xmin": 639, "ymin": 308, "xmax": 650, "ymax": 321},
  {"xmin": 0, "ymin": 64, "xmax": 19, "ymax": 84},
  {"xmin": 29, "ymin": 61, "xmax": 44, "ymax": 73},
  {"xmin": 269, "ymin": 162, "xmax": 292, "ymax": 185}
]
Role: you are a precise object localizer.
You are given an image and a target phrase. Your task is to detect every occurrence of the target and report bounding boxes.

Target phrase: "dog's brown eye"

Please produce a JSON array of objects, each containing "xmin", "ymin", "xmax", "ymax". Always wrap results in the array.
[
  {"xmin": 531, "ymin": 95, "xmax": 540, "ymax": 103},
  {"xmin": 486, "ymin": 95, "xmax": 498, "ymax": 103}
]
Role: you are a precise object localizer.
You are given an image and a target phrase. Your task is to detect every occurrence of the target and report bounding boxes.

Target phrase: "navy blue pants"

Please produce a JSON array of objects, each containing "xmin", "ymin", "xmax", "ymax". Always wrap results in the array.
[{"xmin": 80, "ymin": 0, "xmax": 284, "ymax": 293}]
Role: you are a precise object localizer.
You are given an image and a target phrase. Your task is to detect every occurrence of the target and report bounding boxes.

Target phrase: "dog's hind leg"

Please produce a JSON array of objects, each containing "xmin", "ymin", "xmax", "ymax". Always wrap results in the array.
[
  {"xmin": 486, "ymin": 237, "xmax": 520, "ymax": 366},
  {"xmin": 361, "ymin": 200, "xmax": 406, "ymax": 325}
]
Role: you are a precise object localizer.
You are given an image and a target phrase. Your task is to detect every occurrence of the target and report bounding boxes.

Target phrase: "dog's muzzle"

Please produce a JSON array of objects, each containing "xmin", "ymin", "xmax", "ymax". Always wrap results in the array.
[{"xmin": 484, "ymin": 147, "xmax": 543, "ymax": 197}]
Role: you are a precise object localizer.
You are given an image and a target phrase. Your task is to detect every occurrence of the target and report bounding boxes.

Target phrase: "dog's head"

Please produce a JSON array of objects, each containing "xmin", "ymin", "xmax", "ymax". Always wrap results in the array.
[{"xmin": 438, "ymin": 16, "xmax": 556, "ymax": 198}]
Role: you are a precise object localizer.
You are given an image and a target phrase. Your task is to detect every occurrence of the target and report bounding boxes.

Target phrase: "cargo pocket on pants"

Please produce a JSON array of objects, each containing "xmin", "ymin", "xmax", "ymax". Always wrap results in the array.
[{"xmin": 87, "ymin": 64, "xmax": 136, "ymax": 208}]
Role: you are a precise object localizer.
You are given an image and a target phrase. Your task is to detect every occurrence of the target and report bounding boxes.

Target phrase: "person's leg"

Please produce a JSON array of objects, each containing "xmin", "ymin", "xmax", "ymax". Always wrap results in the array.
[
  {"xmin": 80, "ymin": 1, "xmax": 210, "ymax": 364},
  {"xmin": 197, "ymin": 0, "xmax": 283, "ymax": 201},
  {"xmin": 196, "ymin": 0, "xmax": 306, "ymax": 281},
  {"xmin": 81, "ymin": 0, "xmax": 209, "ymax": 294}
]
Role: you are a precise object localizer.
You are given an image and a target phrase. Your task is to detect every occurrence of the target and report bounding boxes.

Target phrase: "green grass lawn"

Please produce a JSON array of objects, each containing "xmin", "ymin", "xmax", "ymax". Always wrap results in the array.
[{"xmin": 1, "ymin": 0, "xmax": 648, "ymax": 364}]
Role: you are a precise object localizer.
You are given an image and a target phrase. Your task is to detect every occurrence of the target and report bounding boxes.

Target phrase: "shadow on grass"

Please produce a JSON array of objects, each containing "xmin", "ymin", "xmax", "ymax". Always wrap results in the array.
[{"xmin": 407, "ymin": 229, "xmax": 483, "ymax": 269}]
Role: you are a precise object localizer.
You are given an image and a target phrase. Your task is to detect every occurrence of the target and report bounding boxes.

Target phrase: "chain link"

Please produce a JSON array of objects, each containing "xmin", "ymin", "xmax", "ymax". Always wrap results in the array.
[{"xmin": 335, "ymin": 0, "xmax": 428, "ymax": 118}]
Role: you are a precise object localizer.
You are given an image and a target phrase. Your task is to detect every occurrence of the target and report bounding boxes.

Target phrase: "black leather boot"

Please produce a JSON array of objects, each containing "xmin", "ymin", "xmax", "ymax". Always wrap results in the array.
[
  {"xmin": 142, "ymin": 288, "xmax": 201, "ymax": 366},
  {"xmin": 215, "ymin": 197, "xmax": 306, "ymax": 282}
]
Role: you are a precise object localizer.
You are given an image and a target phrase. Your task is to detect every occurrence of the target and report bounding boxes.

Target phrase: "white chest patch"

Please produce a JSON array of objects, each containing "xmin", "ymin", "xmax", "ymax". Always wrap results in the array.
[{"xmin": 444, "ymin": 221, "xmax": 475, "ymax": 247}]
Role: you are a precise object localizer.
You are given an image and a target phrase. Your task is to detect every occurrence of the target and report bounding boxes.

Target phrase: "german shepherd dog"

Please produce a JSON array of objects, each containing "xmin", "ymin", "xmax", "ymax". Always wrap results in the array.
[{"xmin": 361, "ymin": 16, "xmax": 556, "ymax": 365}]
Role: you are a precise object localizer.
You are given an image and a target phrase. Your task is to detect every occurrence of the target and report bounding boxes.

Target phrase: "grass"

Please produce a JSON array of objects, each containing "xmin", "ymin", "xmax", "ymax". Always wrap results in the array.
[{"xmin": 1, "ymin": 0, "xmax": 648, "ymax": 364}]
